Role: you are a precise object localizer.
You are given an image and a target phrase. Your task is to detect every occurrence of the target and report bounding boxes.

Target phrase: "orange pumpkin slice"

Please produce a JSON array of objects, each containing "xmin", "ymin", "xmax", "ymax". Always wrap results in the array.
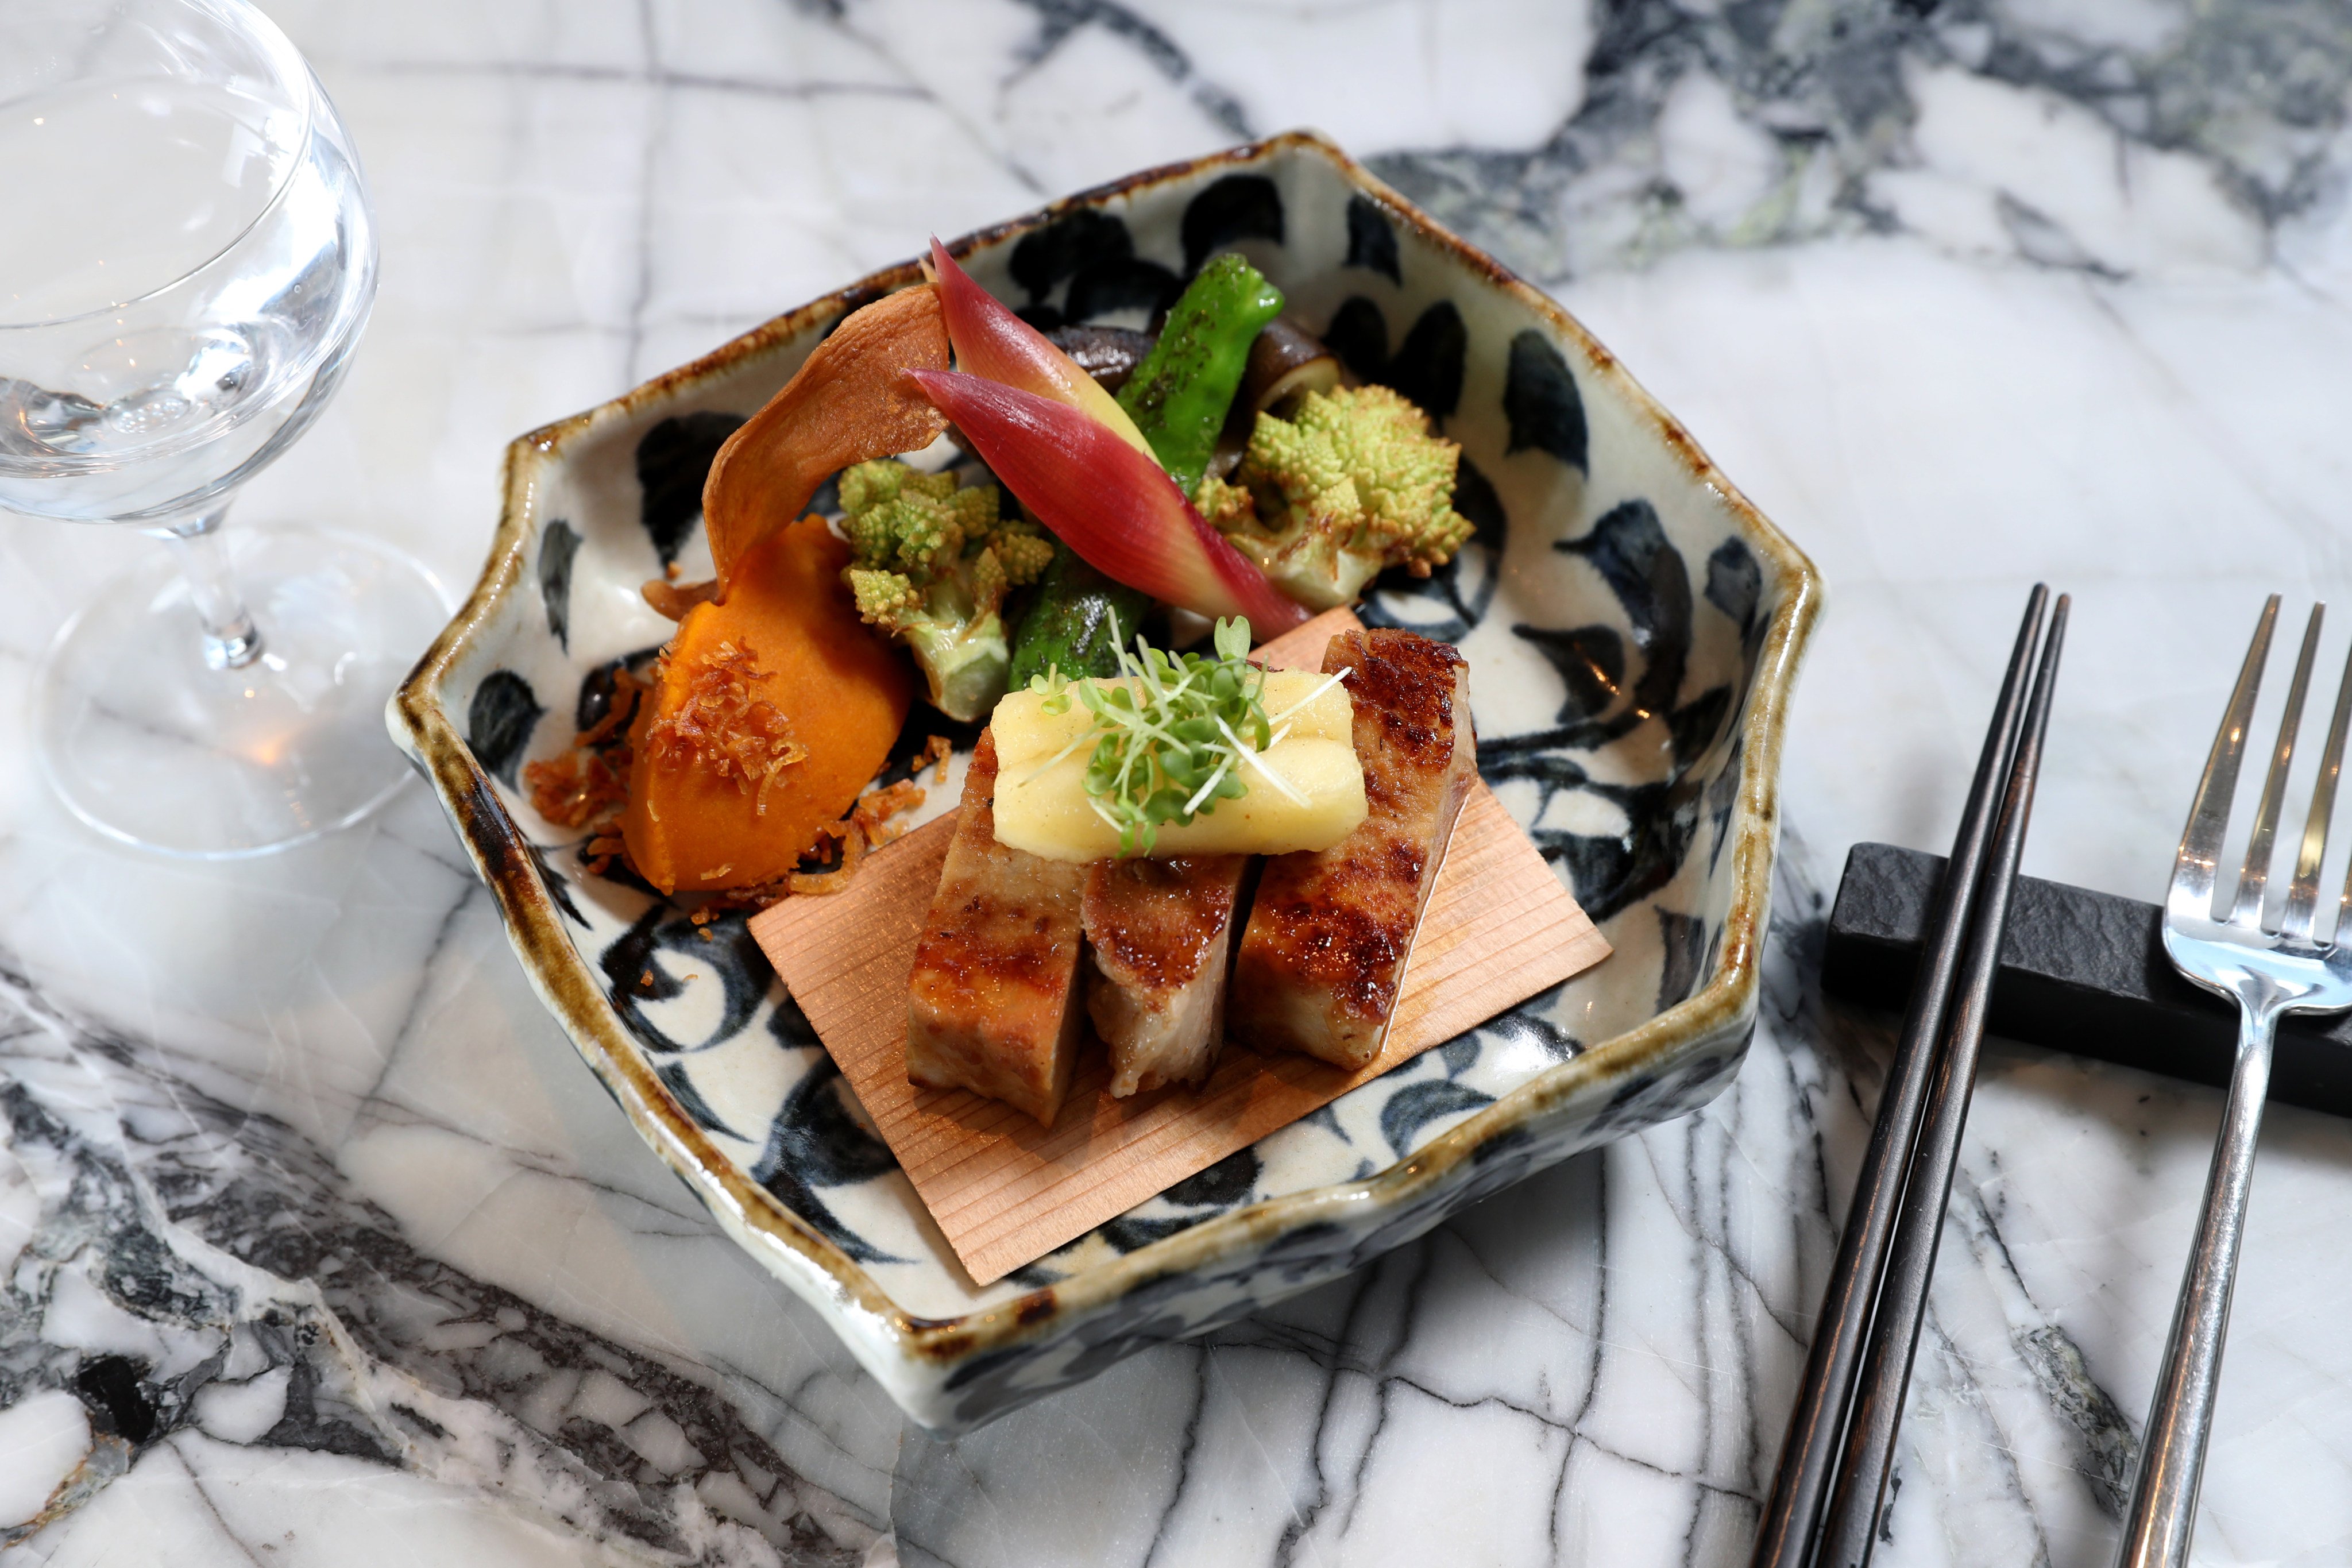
[{"xmin": 621, "ymin": 514, "xmax": 912, "ymax": 894}]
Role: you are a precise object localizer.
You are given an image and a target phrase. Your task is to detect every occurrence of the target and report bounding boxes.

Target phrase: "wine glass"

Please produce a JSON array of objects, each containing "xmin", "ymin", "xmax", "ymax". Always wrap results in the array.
[{"xmin": 1, "ymin": 0, "xmax": 447, "ymax": 857}]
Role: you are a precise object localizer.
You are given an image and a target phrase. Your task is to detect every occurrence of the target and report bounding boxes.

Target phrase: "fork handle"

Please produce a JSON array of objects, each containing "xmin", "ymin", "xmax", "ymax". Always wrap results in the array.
[{"xmin": 2112, "ymin": 1007, "xmax": 2276, "ymax": 1568}]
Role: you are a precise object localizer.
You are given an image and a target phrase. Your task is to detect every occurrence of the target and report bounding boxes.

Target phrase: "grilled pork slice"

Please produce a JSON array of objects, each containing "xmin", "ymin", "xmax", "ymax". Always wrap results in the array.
[
  {"xmin": 905, "ymin": 730, "xmax": 1088, "ymax": 1125},
  {"xmin": 1230, "ymin": 629, "xmax": 1476, "ymax": 1070},
  {"xmin": 1083, "ymin": 855, "xmax": 1249, "ymax": 1098}
]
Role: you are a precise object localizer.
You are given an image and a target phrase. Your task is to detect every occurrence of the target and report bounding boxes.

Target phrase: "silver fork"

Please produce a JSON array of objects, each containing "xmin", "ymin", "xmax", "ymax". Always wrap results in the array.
[{"xmin": 2116, "ymin": 596, "xmax": 2352, "ymax": 1567}]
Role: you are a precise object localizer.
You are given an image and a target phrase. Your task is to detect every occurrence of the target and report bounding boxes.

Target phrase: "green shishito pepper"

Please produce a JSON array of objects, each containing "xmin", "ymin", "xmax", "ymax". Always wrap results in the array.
[
  {"xmin": 1006, "ymin": 253, "xmax": 1283, "ymax": 685},
  {"xmin": 1006, "ymin": 540, "xmax": 1152, "ymax": 686},
  {"xmin": 1114, "ymin": 253, "xmax": 1285, "ymax": 495}
]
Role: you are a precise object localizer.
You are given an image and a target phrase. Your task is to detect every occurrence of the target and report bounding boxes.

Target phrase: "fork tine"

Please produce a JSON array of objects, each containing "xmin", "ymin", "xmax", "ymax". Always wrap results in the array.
[
  {"xmin": 2231, "ymin": 604, "xmax": 2323, "ymax": 927},
  {"xmin": 2283, "ymin": 619, "xmax": 2351, "ymax": 943},
  {"xmin": 2175, "ymin": 596, "xmax": 2280, "ymax": 922}
]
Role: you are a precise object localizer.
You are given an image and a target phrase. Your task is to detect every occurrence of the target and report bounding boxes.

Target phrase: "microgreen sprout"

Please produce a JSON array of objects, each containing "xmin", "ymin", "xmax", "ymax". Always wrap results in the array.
[{"xmin": 1022, "ymin": 612, "xmax": 1285, "ymax": 856}]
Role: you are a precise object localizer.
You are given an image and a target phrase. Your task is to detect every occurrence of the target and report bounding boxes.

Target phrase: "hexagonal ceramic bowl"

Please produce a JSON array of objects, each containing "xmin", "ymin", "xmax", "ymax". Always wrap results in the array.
[{"xmin": 389, "ymin": 132, "xmax": 1820, "ymax": 1434}]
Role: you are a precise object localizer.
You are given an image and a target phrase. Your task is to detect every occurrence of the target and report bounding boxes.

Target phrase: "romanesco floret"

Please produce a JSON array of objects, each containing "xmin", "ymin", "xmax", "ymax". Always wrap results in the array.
[
  {"xmin": 838, "ymin": 459, "xmax": 1053, "ymax": 721},
  {"xmin": 1196, "ymin": 384, "xmax": 1470, "ymax": 612}
]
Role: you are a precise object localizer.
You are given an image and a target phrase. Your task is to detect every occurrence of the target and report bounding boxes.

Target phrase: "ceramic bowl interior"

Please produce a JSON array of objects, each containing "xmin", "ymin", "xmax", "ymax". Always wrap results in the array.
[{"xmin": 392, "ymin": 132, "xmax": 1818, "ymax": 1431}]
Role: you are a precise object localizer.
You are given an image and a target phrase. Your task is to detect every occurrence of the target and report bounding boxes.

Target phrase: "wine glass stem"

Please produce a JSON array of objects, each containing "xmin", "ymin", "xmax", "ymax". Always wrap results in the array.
[{"xmin": 156, "ymin": 507, "xmax": 264, "ymax": 670}]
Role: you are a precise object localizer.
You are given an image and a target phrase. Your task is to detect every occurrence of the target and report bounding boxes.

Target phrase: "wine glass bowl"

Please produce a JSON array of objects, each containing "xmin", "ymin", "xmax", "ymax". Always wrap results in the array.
[{"xmin": 1, "ymin": 0, "xmax": 446, "ymax": 856}]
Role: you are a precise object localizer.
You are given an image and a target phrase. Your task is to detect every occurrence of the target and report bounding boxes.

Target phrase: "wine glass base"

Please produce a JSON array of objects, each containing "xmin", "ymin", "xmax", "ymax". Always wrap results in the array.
[{"xmin": 34, "ymin": 527, "xmax": 451, "ymax": 858}]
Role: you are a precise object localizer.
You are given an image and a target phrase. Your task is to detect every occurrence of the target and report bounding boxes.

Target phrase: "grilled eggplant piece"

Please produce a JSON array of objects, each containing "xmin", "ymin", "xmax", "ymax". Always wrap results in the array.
[
  {"xmin": 905, "ymin": 730, "xmax": 1088, "ymax": 1125},
  {"xmin": 1229, "ymin": 629, "xmax": 1476, "ymax": 1070},
  {"xmin": 1083, "ymin": 855, "xmax": 1249, "ymax": 1097}
]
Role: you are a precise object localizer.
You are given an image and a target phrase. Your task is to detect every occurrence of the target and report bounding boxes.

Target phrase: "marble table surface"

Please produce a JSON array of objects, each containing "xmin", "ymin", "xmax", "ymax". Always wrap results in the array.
[{"xmin": 6, "ymin": 1, "xmax": 2352, "ymax": 1563}]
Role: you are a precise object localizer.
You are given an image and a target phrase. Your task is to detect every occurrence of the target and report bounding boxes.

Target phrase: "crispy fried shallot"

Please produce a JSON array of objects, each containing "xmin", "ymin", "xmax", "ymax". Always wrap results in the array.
[
  {"xmin": 643, "ymin": 577, "xmax": 720, "ymax": 621},
  {"xmin": 640, "ymin": 640, "xmax": 809, "ymax": 818}
]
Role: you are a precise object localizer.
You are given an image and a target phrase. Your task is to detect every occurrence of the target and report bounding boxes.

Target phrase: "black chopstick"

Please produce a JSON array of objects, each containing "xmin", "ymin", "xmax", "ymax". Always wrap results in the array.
[
  {"xmin": 1749, "ymin": 585, "xmax": 2054, "ymax": 1568},
  {"xmin": 1813, "ymin": 594, "xmax": 2069, "ymax": 1565}
]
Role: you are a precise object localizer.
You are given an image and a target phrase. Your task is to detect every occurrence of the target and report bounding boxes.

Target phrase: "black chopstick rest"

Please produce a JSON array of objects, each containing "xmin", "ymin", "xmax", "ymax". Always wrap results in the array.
[{"xmin": 1824, "ymin": 843, "xmax": 2352, "ymax": 1120}]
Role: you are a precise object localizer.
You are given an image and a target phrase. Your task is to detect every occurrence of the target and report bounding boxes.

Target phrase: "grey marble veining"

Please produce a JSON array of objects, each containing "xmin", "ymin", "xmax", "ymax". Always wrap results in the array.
[
  {"xmin": 1375, "ymin": 0, "xmax": 2352, "ymax": 279},
  {"xmin": 0, "ymin": 923, "xmax": 889, "ymax": 1564},
  {"xmin": 5, "ymin": 0, "xmax": 2352, "ymax": 1563}
]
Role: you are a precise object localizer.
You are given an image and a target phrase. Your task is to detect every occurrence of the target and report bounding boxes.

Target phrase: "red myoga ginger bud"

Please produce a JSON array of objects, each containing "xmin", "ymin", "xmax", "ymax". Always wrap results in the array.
[
  {"xmin": 911, "ymin": 368, "xmax": 1308, "ymax": 634},
  {"xmin": 928, "ymin": 237, "xmax": 1154, "ymax": 459}
]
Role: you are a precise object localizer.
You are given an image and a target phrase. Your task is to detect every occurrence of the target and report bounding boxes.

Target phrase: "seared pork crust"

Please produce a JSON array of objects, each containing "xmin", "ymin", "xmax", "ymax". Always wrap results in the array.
[
  {"xmin": 906, "ymin": 731, "xmax": 1088, "ymax": 1125},
  {"xmin": 1230, "ymin": 629, "xmax": 1475, "ymax": 1069},
  {"xmin": 1083, "ymin": 855, "xmax": 1248, "ymax": 1096}
]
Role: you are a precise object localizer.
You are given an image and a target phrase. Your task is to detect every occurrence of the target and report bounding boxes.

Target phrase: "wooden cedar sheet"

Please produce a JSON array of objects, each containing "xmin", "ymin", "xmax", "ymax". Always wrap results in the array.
[{"xmin": 748, "ymin": 609, "xmax": 1612, "ymax": 1284}]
